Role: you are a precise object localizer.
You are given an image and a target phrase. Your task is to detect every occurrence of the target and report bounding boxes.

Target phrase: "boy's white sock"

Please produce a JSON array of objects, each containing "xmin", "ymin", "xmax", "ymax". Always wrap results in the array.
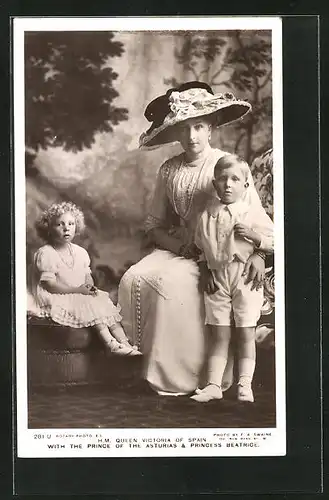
[
  {"xmin": 238, "ymin": 358, "xmax": 256, "ymax": 384},
  {"xmin": 208, "ymin": 355, "xmax": 228, "ymax": 388}
]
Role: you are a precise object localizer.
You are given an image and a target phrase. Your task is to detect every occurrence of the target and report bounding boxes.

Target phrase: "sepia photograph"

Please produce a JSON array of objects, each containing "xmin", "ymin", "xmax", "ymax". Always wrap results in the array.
[{"xmin": 14, "ymin": 16, "xmax": 285, "ymax": 458}]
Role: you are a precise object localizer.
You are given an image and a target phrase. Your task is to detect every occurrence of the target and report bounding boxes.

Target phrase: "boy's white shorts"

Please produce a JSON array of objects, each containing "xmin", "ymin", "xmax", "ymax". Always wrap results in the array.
[{"xmin": 204, "ymin": 260, "xmax": 263, "ymax": 327}]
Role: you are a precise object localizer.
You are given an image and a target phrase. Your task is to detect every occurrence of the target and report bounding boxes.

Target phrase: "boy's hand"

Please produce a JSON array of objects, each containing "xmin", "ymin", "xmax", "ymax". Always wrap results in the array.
[
  {"xmin": 243, "ymin": 254, "xmax": 265, "ymax": 291},
  {"xmin": 234, "ymin": 223, "xmax": 261, "ymax": 246},
  {"xmin": 198, "ymin": 262, "xmax": 218, "ymax": 295}
]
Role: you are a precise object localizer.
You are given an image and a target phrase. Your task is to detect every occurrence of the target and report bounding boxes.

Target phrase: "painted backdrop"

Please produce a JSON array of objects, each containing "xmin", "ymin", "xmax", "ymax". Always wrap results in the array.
[{"xmin": 25, "ymin": 30, "xmax": 273, "ymax": 296}]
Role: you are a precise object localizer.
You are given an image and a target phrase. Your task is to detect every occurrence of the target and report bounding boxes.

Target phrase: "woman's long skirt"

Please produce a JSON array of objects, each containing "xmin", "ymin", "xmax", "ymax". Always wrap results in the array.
[{"xmin": 118, "ymin": 249, "xmax": 234, "ymax": 395}]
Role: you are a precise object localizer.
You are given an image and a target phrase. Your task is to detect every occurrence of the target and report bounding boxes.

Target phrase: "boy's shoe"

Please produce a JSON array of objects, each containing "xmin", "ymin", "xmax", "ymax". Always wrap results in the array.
[
  {"xmin": 237, "ymin": 378, "xmax": 254, "ymax": 402},
  {"xmin": 190, "ymin": 384, "xmax": 223, "ymax": 402}
]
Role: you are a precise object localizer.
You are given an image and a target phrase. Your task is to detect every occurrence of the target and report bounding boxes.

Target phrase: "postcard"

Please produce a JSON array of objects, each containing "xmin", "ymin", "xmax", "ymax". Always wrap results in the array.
[{"xmin": 14, "ymin": 16, "xmax": 285, "ymax": 458}]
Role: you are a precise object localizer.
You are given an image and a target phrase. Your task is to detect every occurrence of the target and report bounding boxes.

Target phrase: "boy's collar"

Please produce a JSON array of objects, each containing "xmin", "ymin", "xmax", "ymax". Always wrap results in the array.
[{"xmin": 209, "ymin": 196, "xmax": 249, "ymax": 217}]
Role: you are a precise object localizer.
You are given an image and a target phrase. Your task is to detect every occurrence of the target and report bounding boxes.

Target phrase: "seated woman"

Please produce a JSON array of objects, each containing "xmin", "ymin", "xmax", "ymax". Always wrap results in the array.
[{"xmin": 118, "ymin": 81, "xmax": 266, "ymax": 396}]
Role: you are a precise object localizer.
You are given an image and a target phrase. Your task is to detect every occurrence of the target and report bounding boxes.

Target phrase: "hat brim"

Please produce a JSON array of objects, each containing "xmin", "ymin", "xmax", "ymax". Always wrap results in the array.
[{"xmin": 139, "ymin": 101, "xmax": 251, "ymax": 149}]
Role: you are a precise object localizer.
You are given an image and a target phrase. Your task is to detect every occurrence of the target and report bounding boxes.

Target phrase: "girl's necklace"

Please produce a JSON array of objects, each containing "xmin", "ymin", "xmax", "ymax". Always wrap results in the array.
[{"xmin": 52, "ymin": 243, "xmax": 75, "ymax": 269}]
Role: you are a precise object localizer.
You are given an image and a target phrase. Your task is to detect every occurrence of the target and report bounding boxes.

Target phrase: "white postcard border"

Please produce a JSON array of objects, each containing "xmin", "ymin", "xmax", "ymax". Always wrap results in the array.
[{"xmin": 14, "ymin": 16, "xmax": 285, "ymax": 458}]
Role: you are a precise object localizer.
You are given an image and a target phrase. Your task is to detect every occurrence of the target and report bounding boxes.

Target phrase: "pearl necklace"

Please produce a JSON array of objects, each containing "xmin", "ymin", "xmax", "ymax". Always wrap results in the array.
[
  {"xmin": 52, "ymin": 243, "xmax": 75, "ymax": 269},
  {"xmin": 172, "ymin": 155, "xmax": 208, "ymax": 220}
]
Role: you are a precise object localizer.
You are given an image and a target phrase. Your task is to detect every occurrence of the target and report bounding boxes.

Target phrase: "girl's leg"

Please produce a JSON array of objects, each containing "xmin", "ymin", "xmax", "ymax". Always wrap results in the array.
[
  {"xmin": 94, "ymin": 324, "xmax": 141, "ymax": 356},
  {"xmin": 191, "ymin": 325, "xmax": 231, "ymax": 402},
  {"xmin": 94, "ymin": 323, "xmax": 116, "ymax": 347},
  {"xmin": 109, "ymin": 323, "xmax": 142, "ymax": 354},
  {"xmin": 235, "ymin": 326, "xmax": 256, "ymax": 402},
  {"xmin": 109, "ymin": 323, "xmax": 131, "ymax": 344}
]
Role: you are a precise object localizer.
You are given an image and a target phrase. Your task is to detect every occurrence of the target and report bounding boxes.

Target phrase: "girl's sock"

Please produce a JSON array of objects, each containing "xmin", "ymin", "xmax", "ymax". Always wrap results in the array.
[
  {"xmin": 97, "ymin": 325, "xmax": 141, "ymax": 356},
  {"xmin": 109, "ymin": 324, "xmax": 130, "ymax": 344},
  {"xmin": 109, "ymin": 324, "xmax": 142, "ymax": 355},
  {"xmin": 97, "ymin": 325, "xmax": 117, "ymax": 348}
]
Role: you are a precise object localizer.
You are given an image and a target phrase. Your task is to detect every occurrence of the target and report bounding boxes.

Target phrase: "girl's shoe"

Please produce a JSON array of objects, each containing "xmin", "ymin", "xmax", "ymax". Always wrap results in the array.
[
  {"xmin": 190, "ymin": 384, "xmax": 223, "ymax": 402},
  {"xmin": 110, "ymin": 340, "xmax": 142, "ymax": 356},
  {"xmin": 237, "ymin": 379, "xmax": 254, "ymax": 402},
  {"xmin": 122, "ymin": 341, "xmax": 142, "ymax": 356}
]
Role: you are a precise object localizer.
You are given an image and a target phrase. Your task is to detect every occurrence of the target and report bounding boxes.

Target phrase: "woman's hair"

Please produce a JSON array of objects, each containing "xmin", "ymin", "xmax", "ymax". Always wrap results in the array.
[
  {"xmin": 214, "ymin": 154, "xmax": 250, "ymax": 182},
  {"xmin": 35, "ymin": 201, "xmax": 85, "ymax": 241}
]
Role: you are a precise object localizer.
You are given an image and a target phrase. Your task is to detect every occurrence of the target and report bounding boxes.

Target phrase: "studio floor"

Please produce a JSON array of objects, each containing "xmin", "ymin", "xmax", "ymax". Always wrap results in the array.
[{"xmin": 28, "ymin": 363, "xmax": 276, "ymax": 429}]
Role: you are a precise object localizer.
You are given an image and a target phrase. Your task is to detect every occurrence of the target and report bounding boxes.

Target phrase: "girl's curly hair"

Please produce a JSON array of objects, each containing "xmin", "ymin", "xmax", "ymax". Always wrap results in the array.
[{"xmin": 36, "ymin": 202, "xmax": 85, "ymax": 242}]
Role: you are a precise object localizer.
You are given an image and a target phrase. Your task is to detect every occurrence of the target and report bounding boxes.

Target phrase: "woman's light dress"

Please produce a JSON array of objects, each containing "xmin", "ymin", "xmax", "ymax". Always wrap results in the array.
[
  {"xmin": 33, "ymin": 243, "xmax": 122, "ymax": 328},
  {"xmin": 118, "ymin": 146, "xmax": 235, "ymax": 395}
]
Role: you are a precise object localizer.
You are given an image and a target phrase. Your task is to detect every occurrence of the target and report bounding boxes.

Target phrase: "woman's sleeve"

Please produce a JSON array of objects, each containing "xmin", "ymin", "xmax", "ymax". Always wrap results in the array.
[
  {"xmin": 34, "ymin": 247, "xmax": 57, "ymax": 282},
  {"xmin": 144, "ymin": 162, "xmax": 170, "ymax": 233},
  {"xmin": 252, "ymin": 208, "xmax": 274, "ymax": 253}
]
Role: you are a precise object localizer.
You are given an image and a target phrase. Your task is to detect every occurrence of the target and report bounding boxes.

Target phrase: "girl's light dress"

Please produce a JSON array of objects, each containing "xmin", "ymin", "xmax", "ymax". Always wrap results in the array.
[{"xmin": 33, "ymin": 243, "xmax": 122, "ymax": 328}]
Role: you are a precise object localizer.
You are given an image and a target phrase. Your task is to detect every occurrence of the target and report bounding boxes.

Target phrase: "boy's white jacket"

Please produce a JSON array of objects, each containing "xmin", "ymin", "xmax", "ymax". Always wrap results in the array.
[{"xmin": 195, "ymin": 196, "xmax": 274, "ymax": 268}]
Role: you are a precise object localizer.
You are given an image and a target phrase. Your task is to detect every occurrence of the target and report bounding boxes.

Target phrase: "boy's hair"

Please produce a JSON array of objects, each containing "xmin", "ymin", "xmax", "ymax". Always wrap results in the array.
[
  {"xmin": 214, "ymin": 154, "xmax": 250, "ymax": 182},
  {"xmin": 35, "ymin": 201, "xmax": 85, "ymax": 241}
]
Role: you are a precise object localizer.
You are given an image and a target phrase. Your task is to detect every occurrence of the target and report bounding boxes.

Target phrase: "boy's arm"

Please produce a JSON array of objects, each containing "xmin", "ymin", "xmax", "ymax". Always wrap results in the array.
[
  {"xmin": 256, "ymin": 232, "xmax": 274, "ymax": 253},
  {"xmin": 234, "ymin": 224, "xmax": 273, "ymax": 252},
  {"xmin": 235, "ymin": 207, "xmax": 274, "ymax": 253},
  {"xmin": 252, "ymin": 208, "xmax": 274, "ymax": 253}
]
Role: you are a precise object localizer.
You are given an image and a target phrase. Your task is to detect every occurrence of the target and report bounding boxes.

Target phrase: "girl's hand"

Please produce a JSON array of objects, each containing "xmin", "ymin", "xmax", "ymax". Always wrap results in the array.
[
  {"xmin": 198, "ymin": 262, "xmax": 218, "ymax": 295},
  {"xmin": 234, "ymin": 223, "xmax": 261, "ymax": 247},
  {"xmin": 85, "ymin": 284, "xmax": 98, "ymax": 296},
  {"xmin": 78, "ymin": 284, "xmax": 96, "ymax": 295},
  {"xmin": 242, "ymin": 253, "xmax": 265, "ymax": 291}
]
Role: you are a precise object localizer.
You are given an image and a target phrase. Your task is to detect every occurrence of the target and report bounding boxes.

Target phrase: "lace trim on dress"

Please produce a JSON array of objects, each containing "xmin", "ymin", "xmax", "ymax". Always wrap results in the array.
[
  {"xmin": 35, "ymin": 306, "xmax": 122, "ymax": 329},
  {"xmin": 170, "ymin": 155, "xmax": 209, "ymax": 220},
  {"xmin": 141, "ymin": 275, "xmax": 170, "ymax": 300}
]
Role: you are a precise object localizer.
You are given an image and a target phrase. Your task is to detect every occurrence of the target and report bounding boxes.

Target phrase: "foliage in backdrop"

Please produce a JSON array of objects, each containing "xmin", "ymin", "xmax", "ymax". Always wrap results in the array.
[
  {"xmin": 25, "ymin": 32, "xmax": 128, "ymax": 172},
  {"xmin": 164, "ymin": 30, "xmax": 272, "ymax": 163},
  {"xmin": 25, "ymin": 30, "xmax": 273, "ymax": 294}
]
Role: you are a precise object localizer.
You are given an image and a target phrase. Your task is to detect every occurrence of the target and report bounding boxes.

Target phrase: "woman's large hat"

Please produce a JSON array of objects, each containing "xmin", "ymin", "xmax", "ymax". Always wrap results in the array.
[{"xmin": 139, "ymin": 81, "xmax": 251, "ymax": 149}]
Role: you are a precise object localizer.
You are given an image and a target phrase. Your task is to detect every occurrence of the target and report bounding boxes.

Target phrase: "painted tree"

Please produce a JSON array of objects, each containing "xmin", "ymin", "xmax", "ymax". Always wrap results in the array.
[
  {"xmin": 25, "ymin": 31, "xmax": 128, "ymax": 174},
  {"xmin": 164, "ymin": 30, "xmax": 272, "ymax": 163}
]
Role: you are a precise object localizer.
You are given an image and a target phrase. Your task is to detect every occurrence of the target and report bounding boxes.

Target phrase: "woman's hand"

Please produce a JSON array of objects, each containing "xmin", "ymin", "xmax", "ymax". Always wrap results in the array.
[
  {"xmin": 234, "ymin": 223, "xmax": 261, "ymax": 247},
  {"xmin": 242, "ymin": 253, "xmax": 265, "ymax": 291},
  {"xmin": 179, "ymin": 243, "xmax": 202, "ymax": 261},
  {"xmin": 198, "ymin": 262, "xmax": 218, "ymax": 295}
]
